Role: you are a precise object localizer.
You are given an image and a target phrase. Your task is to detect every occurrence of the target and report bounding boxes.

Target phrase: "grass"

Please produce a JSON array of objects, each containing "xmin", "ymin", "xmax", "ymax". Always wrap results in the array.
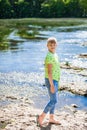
[
  {"xmin": 0, "ymin": 18, "xmax": 87, "ymax": 50},
  {"xmin": 17, "ymin": 27, "xmax": 39, "ymax": 39}
]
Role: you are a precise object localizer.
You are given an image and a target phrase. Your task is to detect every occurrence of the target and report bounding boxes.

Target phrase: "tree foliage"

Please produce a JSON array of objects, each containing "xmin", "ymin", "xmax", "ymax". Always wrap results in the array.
[{"xmin": 0, "ymin": 0, "xmax": 87, "ymax": 18}]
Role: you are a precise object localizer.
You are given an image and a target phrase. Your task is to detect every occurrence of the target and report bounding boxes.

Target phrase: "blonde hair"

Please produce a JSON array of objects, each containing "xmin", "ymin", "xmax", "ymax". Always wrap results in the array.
[{"xmin": 47, "ymin": 37, "xmax": 57, "ymax": 44}]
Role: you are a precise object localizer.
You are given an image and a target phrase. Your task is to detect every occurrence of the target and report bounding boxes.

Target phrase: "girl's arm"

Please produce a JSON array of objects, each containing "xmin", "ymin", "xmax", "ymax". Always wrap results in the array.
[{"xmin": 47, "ymin": 64, "xmax": 55, "ymax": 93}]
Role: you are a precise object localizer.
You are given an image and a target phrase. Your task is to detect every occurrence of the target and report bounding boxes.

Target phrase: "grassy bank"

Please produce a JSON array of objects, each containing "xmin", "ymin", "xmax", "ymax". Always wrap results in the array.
[
  {"xmin": 0, "ymin": 18, "xmax": 87, "ymax": 27},
  {"xmin": 0, "ymin": 18, "xmax": 87, "ymax": 50}
]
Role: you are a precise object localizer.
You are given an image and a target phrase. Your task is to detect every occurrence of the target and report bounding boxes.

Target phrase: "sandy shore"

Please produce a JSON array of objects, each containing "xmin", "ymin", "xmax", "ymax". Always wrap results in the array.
[
  {"xmin": 0, "ymin": 61, "xmax": 87, "ymax": 130},
  {"xmin": 0, "ymin": 101, "xmax": 87, "ymax": 130}
]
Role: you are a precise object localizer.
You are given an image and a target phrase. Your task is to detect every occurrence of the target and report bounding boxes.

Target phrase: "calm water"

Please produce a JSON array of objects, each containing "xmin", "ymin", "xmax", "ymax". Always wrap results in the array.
[{"xmin": 0, "ymin": 25, "xmax": 87, "ymax": 110}]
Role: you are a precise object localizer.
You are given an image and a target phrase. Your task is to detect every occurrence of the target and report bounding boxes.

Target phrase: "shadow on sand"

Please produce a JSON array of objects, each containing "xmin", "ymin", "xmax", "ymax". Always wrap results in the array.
[{"xmin": 39, "ymin": 124, "xmax": 52, "ymax": 130}]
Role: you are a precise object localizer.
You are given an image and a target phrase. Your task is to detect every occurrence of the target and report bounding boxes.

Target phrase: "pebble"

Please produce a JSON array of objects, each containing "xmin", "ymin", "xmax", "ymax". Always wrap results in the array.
[
  {"xmin": 0, "ymin": 103, "xmax": 87, "ymax": 130},
  {"xmin": 71, "ymin": 104, "xmax": 78, "ymax": 108},
  {"xmin": 6, "ymin": 96, "xmax": 17, "ymax": 100}
]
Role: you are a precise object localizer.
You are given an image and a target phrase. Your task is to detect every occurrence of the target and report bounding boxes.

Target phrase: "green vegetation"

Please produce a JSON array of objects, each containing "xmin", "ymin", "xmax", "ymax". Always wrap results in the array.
[
  {"xmin": 0, "ymin": 0, "xmax": 87, "ymax": 18},
  {"xmin": 0, "ymin": 42, "xmax": 9, "ymax": 50},
  {"xmin": 17, "ymin": 27, "xmax": 39, "ymax": 39},
  {"xmin": 65, "ymin": 61, "xmax": 70, "ymax": 66},
  {"xmin": 0, "ymin": 18, "xmax": 87, "ymax": 50}
]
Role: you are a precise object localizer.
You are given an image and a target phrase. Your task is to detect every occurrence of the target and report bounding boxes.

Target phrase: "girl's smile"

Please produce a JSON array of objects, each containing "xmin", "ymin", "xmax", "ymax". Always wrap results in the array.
[{"xmin": 47, "ymin": 42, "xmax": 57, "ymax": 53}]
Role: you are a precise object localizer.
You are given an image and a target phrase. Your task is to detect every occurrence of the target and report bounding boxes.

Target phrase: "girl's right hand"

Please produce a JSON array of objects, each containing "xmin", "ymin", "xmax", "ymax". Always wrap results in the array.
[{"xmin": 50, "ymin": 85, "xmax": 55, "ymax": 93}]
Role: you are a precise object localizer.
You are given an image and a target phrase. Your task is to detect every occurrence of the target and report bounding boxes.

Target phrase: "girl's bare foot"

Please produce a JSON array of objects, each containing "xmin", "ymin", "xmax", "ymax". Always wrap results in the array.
[
  {"xmin": 49, "ymin": 114, "xmax": 61, "ymax": 125},
  {"xmin": 38, "ymin": 115, "xmax": 43, "ymax": 126},
  {"xmin": 49, "ymin": 119, "xmax": 61, "ymax": 125},
  {"xmin": 37, "ymin": 112, "xmax": 46, "ymax": 126}
]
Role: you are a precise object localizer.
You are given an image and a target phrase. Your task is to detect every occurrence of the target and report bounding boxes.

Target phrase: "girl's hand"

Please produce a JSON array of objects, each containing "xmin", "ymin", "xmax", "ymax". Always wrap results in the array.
[{"xmin": 50, "ymin": 85, "xmax": 55, "ymax": 93}]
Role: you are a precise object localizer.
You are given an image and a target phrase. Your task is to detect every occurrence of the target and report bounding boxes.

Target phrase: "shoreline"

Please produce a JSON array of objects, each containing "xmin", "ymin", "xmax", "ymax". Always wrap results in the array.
[
  {"xmin": 0, "ymin": 69, "xmax": 87, "ymax": 110},
  {"xmin": 0, "ymin": 67, "xmax": 87, "ymax": 96},
  {"xmin": 0, "ymin": 19, "xmax": 87, "ymax": 130},
  {"xmin": 0, "ymin": 102, "xmax": 87, "ymax": 130}
]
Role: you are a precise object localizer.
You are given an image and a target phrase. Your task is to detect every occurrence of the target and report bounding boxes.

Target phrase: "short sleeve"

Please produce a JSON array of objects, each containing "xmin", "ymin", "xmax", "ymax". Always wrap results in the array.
[{"xmin": 45, "ymin": 54, "xmax": 53, "ymax": 64}]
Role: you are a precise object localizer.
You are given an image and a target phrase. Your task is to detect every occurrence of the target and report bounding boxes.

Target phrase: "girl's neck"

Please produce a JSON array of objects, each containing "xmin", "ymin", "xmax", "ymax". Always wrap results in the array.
[{"xmin": 49, "ymin": 50, "xmax": 55, "ymax": 54}]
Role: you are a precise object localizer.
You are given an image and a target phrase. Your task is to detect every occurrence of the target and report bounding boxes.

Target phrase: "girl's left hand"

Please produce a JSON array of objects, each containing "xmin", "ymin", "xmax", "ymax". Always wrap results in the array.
[{"xmin": 50, "ymin": 85, "xmax": 55, "ymax": 93}]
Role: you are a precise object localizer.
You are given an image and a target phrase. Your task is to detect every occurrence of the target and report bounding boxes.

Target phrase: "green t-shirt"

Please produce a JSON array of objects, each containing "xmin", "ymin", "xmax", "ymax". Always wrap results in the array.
[{"xmin": 45, "ymin": 51, "xmax": 60, "ymax": 81}]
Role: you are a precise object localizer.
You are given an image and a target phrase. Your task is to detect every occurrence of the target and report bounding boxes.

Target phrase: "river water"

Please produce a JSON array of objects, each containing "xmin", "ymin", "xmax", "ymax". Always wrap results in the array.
[{"xmin": 0, "ymin": 25, "xmax": 87, "ymax": 110}]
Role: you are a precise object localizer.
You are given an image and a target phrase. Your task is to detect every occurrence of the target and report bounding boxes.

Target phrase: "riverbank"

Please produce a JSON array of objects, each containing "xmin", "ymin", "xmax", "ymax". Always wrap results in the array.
[
  {"xmin": 0, "ymin": 18, "xmax": 87, "ymax": 49},
  {"xmin": 0, "ymin": 70, "xmax": 87, "ymax": 111},
  {"xmin": 0, "ymin": 101, "xmax": 87, "ymax": 130},
  {"xmin": 60, "ymin": 63, "xmax": 87, "ymax": 96},
  {"xmin": 0, "ymin": 18, "xmax": 87, "ymax": 130}
]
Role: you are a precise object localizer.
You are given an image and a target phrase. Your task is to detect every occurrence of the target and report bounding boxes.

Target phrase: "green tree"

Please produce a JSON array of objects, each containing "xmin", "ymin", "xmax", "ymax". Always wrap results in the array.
[
  {"xmin": 0, "ymin": 0, "xmax": 12, "ymax": 18},
  {"xmin": 9, "ymin": 0, "xmax": 19, "ymax": 18},
  {"xmin": 79, "ymin": 0, "xmax": 87, "ymax": 17},
  {"xmin": 24, "ymin": 0, "xmax": 34, "ymax": 17},
  {"xmin": 24, "ymin": 0, "xmax": 44, "ymax": 17},
  {"xmin": 41, "ymin": 0, "xmax": 65, "ymax": 18},
  {"xmin": 64, "ymin": 0, "xmax": 83, "ymax": 17},
  {"xmin": 50, "ymin": 0, "xmax": 65, "ymax": 17},
  {"xmin": 0, "ymin": 0, "xmax": 87, "ymax": 18},
  {"xmin": 17, "ymin": 1, "xmax": 31, "ymax": 18}
]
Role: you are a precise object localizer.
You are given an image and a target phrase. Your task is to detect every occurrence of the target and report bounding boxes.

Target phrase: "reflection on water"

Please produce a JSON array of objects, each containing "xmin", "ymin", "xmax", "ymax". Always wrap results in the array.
[{"xmin": 0, "ymin": 25, "xmax": 87, "ymax": 109}]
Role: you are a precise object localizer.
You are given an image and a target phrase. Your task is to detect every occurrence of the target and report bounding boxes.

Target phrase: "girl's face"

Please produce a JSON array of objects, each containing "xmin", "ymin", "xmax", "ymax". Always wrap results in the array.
[{"xmin": 47, "ymin": 42, "xmax": 57, "ymax": 53}]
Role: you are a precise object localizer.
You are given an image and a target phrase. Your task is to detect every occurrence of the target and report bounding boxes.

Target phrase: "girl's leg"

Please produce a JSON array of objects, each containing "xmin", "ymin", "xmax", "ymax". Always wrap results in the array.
[
  {"xmin": 49, "ymin": 93, "xmax": 58, "ymax": 123},
  {"xmin": 43, "ymin": 78, "xmax": 58, "ymax": 114},
  {"xmin": 49, "ymin": 80, "xmax": 61, "ymax": 124},
  {"xmin": 50, "ymin": 104, "xmax": 55, "ymax": 114},
  {"xmin": 37, "ymin": 112, "xmax": 46, "ymax": 125},
  {"xmin": 38, "ymin": 79, "xmax": 58, "ymax": 125},
  {"xmin": 37, "ymin": 78, "xmax": 50, "ymax": 125},
  {"xmin": 43, "ymin": 92, "xmax": 57, "ymax": 113},
  {"xmin": 49, "ymin": 80, "xmax": 58, "ymax": 114},
  {"xmin": 38, "ymin": 93, "xmax": 57, "ymax": 125}
]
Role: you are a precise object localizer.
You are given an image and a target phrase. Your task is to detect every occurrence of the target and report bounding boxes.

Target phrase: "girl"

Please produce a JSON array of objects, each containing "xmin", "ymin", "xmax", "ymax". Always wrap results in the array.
[{"xmin": 37, "ymin": 37, "xmax": 61, "ymax": 126}]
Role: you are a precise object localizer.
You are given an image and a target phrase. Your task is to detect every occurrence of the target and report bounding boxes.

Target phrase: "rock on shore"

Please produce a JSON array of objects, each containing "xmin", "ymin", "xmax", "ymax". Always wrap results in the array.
[
  {"xmin": 60, "ymin": 81, "xmax": 87, "ymax": 96},
  {"xmin": 0, "ymin": 103, "xmax": 87, "ymax": 130},
  {"xmin": 78, "ymin": 53, "xmax": 87, "ymax": 58},
  {"xmin": 60, "ymin": 62, "xmax": 87, "ymax": 96},
  {"xmin": 81, "ymin": 42, "xmax": 87, "ymax": 46}
]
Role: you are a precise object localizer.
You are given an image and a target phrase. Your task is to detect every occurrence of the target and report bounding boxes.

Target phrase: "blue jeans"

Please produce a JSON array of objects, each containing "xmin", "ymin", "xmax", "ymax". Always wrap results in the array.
[{"xmin": 43, "ymin": 78, "xmax": 58, "ymax": 114}]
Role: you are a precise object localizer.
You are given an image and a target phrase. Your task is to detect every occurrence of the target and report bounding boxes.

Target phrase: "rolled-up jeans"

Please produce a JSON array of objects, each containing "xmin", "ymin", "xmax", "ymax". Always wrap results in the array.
[{"xmin": 43, "ymin": 78, "xmax": 58, "ymax": 114}]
